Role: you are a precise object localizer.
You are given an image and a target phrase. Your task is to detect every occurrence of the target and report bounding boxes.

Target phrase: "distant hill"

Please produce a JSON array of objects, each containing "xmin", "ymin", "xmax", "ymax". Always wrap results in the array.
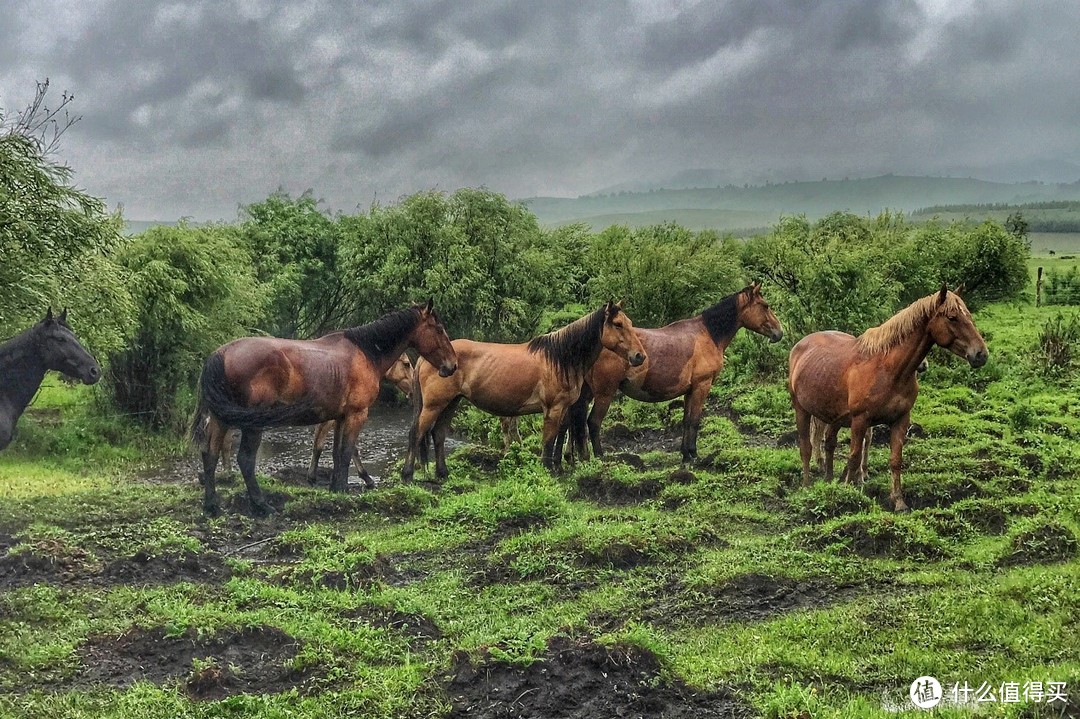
[{"xmin": 524, "ymin": 175, "xmax": 1080, "ymax": 231}]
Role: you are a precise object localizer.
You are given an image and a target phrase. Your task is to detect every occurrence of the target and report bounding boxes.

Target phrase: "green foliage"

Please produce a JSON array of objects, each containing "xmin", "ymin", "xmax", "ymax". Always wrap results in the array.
[
  {"xmin": 105, "ymin": 224, "xmax": 266, "ymax": 429},
  {"xmin": 742, "ymin": 213, "xmax": 903, "ymax": 335},
  {"xmin": 586, "ymin": 223, "xmax": 743, "ymax": 327},
  {"xmin": 788, "ymin": 483, "xmax": 873, "ymax": 524},
  {"xmin": 1043, "ymin": 265, "xmax": 1080, "ymax": 305},
  {"xmin": 1035, "ymin": 313, "xmax": 1080, "ymax": 376},
  {"xmin": 0, "ymin": 81, "xmax": 134, "ymax": 355},
  {"xmin": 240, "ymin": 191, "xmax": 350, "ymax": 338},
  {"xmin": 340, "ymin": 188, "xmax": 575, "ymax": 341}
]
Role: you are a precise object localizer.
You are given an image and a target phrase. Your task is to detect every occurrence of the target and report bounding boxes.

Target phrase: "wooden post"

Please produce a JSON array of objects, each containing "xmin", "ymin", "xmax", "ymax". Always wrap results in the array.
[{"xmin": 1036, "ymin": 266, "xmax": 1043, "ymax": 307}]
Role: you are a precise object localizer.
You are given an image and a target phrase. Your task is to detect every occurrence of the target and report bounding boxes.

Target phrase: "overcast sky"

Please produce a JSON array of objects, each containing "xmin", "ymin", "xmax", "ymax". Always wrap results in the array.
[{"xmin": 3, "ymin": 0, "xmax": 1079, "ymax": 220}]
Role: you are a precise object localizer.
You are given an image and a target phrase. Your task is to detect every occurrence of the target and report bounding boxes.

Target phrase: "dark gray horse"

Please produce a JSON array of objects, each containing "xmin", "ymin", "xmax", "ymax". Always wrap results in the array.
[{"xmin": 0, "ymin": 309, "xmax": 101, "ymax": 450}]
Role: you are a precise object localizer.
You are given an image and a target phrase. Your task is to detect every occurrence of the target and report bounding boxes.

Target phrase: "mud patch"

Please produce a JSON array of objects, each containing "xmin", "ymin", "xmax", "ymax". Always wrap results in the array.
[
  {"xmin": 74, "ymin": 625, "xmax": 312, "ymax": 699},
  {"xmin": 575, "ymin": 471, "xmax": 661, "ymax": 505},
  {"xmin": 103, "ymin": 549, "xmax": 231, "ymax": 585},
  {"xmin": 646, "ymin": 573, "xmax": 871, "ymax": 626},
  {"xmin": 0, "ymin": 542, "xmax": 99, "ymax": 588},
  {"xmin": 225, "ymin": 489, "xmax": 292, "ymax": 517},
  {"xmin": 601, "ymin": 424, "xmax": 680, "ymax": 454},
  {"xmin": 444, "ymin": 635, "xmax": 754, "ymax": 719}
]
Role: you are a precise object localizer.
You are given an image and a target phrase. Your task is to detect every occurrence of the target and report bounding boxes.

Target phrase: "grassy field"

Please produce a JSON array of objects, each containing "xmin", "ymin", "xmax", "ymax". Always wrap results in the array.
[{"xmin": 2, "ymin": 302, "xmax": 1079, "ymax": 718}]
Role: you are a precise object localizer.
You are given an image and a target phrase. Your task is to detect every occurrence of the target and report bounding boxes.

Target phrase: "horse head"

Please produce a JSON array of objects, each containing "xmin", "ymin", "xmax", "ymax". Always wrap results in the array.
[
  {"xmin": 927, "ymin": 284, "xmax": 988, "ymax": 368},
  {"xmin": 601, "ymin": 300, "xmax": 646, "ymax": 367},
  {"xmin": 37, "ymin": 308, "xmax": 101, "ymax": 385},
  {"xmin": 739, "ymin": 283, "xmax": 784, "ymax": 343},
  {"xmin": 412, "ymin": 299, "xmax": 458, "ymax": 377}
]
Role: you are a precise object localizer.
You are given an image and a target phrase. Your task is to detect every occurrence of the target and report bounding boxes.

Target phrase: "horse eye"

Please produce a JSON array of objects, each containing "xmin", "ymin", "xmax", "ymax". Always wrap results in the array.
[{"xmin": 613, "ymin": 321, "xmax": 624, "ymax": 329}]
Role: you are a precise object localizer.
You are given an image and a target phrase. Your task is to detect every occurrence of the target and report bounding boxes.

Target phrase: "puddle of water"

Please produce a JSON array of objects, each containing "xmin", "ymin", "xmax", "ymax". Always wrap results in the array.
[{"xmin": 257, "ymin": 403, "xmax": 465, "ymax": 483}]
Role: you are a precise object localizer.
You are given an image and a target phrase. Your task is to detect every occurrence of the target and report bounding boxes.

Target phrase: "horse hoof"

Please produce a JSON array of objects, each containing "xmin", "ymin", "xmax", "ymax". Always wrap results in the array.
[
  {"xmin": 203, "ymin": 500, "xmax": 221, "ymax": 517},
  {"xmin": 252, "ymin": 500, "xmax": 276, "ymax": 517}
]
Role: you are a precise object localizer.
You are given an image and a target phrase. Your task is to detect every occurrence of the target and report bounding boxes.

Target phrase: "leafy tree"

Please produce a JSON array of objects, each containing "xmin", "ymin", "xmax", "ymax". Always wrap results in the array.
[
  {"xmin": 586, "ymin": 223, "xmax": 743, "ymax": 327},
  {"xmin": 106, "ymin": 224, "xmax": 266, "ymax": 429},
  {"xmin": 339, "ymin": 189, "xmax": 573, "ymax": 341},
  {"xmin": 0, "ymin": 80, "xmax": 134, "ymax": 353},
  {"xmin": 240, "ymin": 191, "xmax": 349, "ymax": 338}
]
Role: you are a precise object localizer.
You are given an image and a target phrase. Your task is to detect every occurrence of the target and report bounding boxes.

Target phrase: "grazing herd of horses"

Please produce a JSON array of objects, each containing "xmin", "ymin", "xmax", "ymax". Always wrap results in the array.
[{"xmin": 2, "ymin": 284, "xmax": 988, "ymax": 518}]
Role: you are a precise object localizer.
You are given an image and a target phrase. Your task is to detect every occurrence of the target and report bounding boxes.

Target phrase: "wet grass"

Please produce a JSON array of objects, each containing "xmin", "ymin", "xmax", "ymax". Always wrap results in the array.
[{"xmin": 2, "ymin": 304, "xmax": 1079, "ymax": 718}]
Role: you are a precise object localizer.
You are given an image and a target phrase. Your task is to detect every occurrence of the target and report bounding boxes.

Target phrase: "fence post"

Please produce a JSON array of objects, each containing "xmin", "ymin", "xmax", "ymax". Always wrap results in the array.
[{"xmin": 1036, "ymin": 266, "xmax": 1043, "ymax": 307}]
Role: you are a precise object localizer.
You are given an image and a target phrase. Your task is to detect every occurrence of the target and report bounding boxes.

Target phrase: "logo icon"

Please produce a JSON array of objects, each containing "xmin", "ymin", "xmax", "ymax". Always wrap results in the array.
[{"xmin": 911, "ymin": 676, "xmax": 943, "ymax": 709}]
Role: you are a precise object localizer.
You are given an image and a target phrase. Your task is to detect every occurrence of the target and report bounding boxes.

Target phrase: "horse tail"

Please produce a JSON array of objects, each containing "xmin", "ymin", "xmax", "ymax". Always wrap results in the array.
[
  {"xmin": 197, "ymin": 353, "xmax": 320, "ymax": 430},
  {"xmin": 190, "ymin": 391, "xmax": 209, "ymax": 448}
]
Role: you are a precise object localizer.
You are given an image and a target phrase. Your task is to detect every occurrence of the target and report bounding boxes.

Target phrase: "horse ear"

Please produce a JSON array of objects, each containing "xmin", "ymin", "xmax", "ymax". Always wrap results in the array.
[
  {"xmin": 937, "ymin": 283, "xmax": 948, "ymax": 304},
  {"xmin": 44, "ymin": 307, "xmax": 54, "ymax": 322},
  {"xmin": 953, "ymin": 283, "xmax": 965, "ymax": 295},
  {"xmin": 615, "ymin": 299, "xmax": 625, "ymax": 310},
  {"xmin": 751, "ymin": 281, "xmax": 761, "ymax": 294},
  {"xmin": 424, "ymin": 297, "xmax": 434, "ymax": 315},
  {"xmin": 59, "ymin": 308, "xmax": 68, "ymax": 323}
]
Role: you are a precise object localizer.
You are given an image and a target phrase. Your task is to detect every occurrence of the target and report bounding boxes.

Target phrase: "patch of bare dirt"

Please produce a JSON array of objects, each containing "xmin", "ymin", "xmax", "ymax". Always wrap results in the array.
[
  {"xmin": 644, "ymin": 573, "xmax": 873, "ymax": 626},
  {"xmin": 69, "ymin": 625, "xmax": 313, "ymax": 699},
  {"xmin": 443, "ymin": 635, "xmax": 755, "ymax": 719},
  {"xmin": 102, "ymin": 549, "xmax": 231, "ymax": 585}
]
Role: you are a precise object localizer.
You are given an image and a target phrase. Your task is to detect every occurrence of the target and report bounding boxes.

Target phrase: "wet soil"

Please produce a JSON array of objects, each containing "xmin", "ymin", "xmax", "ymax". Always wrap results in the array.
[
  {"xmin": 443, "ymin": 634, "xmax": 756, "ymax": 719},
  {"xmin": 643, "ymin": 572, "xmax": 873, "ymax": 627},
  {"xmin": 21, "ymin": 625, "xmax": 316, "ymax": 699},
  {"xmin": 0, "ymin": 544, "xmax": 232, "ymax": 590},
  {"xmin": 338, "ymin": 606, "xmax": 443, "ymax": 650}
]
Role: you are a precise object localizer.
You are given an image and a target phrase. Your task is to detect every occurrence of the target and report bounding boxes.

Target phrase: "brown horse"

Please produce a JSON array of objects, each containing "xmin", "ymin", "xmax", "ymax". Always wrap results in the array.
[
  {"xmin": 401, "ymin": 302, "xmax": 646, "ymax": 480},
  {"xmin": 567, "ymin": 283, "xmax": 783, "ymax": 463},
  {"xmin": 193, "ymin": 301, "xmax": 457, "ymax": 515},
  {"xmin": 789, "ymin": 286, "xmax": 987, "ymax": 511},
  {"xmin": 307, "ymin": 353, "xmax": 414, "ymax": 486},
  {"xmin": 808, "ymin": 358, "xmax": 928, "ymax": 476}
]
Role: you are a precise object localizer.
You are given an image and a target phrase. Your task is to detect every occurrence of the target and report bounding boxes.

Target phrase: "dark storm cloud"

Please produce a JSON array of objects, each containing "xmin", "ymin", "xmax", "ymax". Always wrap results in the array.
[{"xmin": 4, "ymin": 0, "xmax": 1079, "ymax": 219}]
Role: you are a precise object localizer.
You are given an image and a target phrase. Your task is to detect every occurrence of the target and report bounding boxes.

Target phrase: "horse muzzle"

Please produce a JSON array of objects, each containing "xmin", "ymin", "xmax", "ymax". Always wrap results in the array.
[
  {"xmin": 768, "ymin": 328, "xmax": 784, "ymax": 343},
  {"xmin": 628, "ymin": 352, "xmax": 646, "ymax": 367},
  {"xmin": 967, "ymin": 349, "xmax": 988, "ymax": 369},
  {"xmin": 439, "ymin": 362, "xmax": 458, "ymax": 377},
  {"xmin": 78, "ymin": 363, "xmax": 102, "ymax": 385}
]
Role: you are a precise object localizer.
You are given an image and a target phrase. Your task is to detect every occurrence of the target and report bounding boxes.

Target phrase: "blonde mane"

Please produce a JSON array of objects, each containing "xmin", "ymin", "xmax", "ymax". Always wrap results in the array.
[{"xmin": 856, "ymin": 291, "xmax": 967, "ymax": 355}]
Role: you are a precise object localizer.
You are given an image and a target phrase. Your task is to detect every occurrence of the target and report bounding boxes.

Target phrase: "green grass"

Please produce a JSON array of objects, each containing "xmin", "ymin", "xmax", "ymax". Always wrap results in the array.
[{"xmin": 2, "ymin": 302, "xmax": 1079, "ymax": 718}]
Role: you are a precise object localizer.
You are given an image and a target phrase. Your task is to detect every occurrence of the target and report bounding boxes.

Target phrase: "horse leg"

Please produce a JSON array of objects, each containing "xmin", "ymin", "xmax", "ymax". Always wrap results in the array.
[
  {"xmin": 587, "ymin": 391, "xmax": 614, "ymax": 459},
  {"xmin": 309, "ymin": 421, "xmax": 332, "ymax": 485},
  {"xmin": 500, "ymin": 416, "xmax": 519, "ymax": 453},
  {"xmin": 403, "ymin": 403, "xmax": 444, "ymax": 482},
  {"xmin": 541, "ymin": 403, "xmax": 569, "ymax": 472},
  {"xmin": 823, "ymin": 423, "xmax": 840, "ymax": 482},
  {"xmin": 844, "ymin": 417, "xmax": 870, "ymax": 486},
  {"xmin": 432, "ymin": 397, "xmax": 462, "ymax": 480},
  {"xmin": 219, "ymin": 429, "xmax": 236, "ymax": 476},
  {"xmin": 809, "ymin": 417, "xmax": 825, "ymax": 475},
  {"xmin": 201, "ymin": 417, "xmax": 227, "ymax": 515},
  {"xmin": 681, "ymin": 381, "xmax": 710, "ymax": 463},
  {"xmin": 861, "ymin": 428, "xmax": 872, "ymax": 479},
  {"xmin": 568, "ymin": 386, "xmax": 592, "ymax": 462},
  {"xmin": 889, "ymin": 416, "xmax": 911, "ymax": 512},
  {"xmin": 795, "ymin": 406, "xmax": 813, "ymax": 486},
  {"xmin": 353, "ymin": 449, "xmax": 374, "ymax": 489},
  {"xmin": 237, "ymin": 429, "xmax": 272, "ymax": 516},
  {"xmin": 331, "ymin": 410, "xmax": 367, "ymax": 492}
]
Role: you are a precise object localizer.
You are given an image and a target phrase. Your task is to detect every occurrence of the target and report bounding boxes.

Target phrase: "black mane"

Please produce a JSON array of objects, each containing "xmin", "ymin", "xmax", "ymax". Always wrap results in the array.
[
  {"xmin": 699, "ymin": 290, "xmax": 742, "ymax": 344},
  {"xmin": 343, "ymin": 307, "xmax": 422, "ymax": 365},
  {"xmin": 527, "ymin": 305, "xmax": 608, "ymax": 384}
]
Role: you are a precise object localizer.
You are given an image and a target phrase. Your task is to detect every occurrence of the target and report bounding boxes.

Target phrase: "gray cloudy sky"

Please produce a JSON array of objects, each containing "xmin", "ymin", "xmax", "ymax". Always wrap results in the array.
[{"xmin": 3, "ymin": 0, "xmax": 1079, "ymax": 219}]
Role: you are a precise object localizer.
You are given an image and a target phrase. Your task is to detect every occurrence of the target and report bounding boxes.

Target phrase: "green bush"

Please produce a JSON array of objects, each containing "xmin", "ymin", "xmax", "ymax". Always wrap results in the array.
[
  {"xmin": 586, "ymin": 223, "xmax": 744, "ymax": 327},
  {"xmin": 1035, "ymin": 313, "xmax": 1080, "ymax": 376},
  {"xmin": 1043, "ymin": 265, "xmax": 1080, "ymax": 305},
  {"xmin": 105, "ymin": 224, "xmax": 266, "ymax": 430}
]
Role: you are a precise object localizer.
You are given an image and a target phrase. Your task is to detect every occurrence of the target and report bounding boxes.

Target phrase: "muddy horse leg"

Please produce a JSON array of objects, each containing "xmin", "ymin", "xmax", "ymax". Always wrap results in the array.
[
  {"xmin": 567, "ymin": 386, "xmax": 592, "ymax": 463},
  {"xmin": 201, "ymin": 417, "xmax": 228, "ymax": 515},
  {"xmin": 823, "ymin": 423, "xmax": 840, "ymax": 482},
  {"xmin": 844, "ymin": 417, "xmax": 870, "ymax": 486},
  {"xmin": 353, "ymin": 448, "xmax": 374, "ymax": 489},
  {"xmin": 889, "ymin": 415, "xmax": 911, "ymax": 512},
  {"xmin": 309, "ymin": 421, "xmax": 333, "ymax": 485},
  {"xmin": 681, "ymin": 381, "xmax": 710, "ymax": 463},
  {"xmin": 402, "ymin": 399, "xmax": 448, "ymax": 482},
  {"xmin": 809, "ymin": 417, "xmax": 825, "ymax": 475},
  {"xmin": 331, "ymin": 410, "xmax": 367, "ymax": 492},
  {"xmin": 432, "ymin": 397, "xmax": 462, "ymax": 480},
  {"xmin": 541, "ymin": 403, "xmax": 569, "ymax": 472},
  {"xmin": 586, "ymin": 391, "xmax": 614, "ymax": 459},
  {"xmin": 861, "ymin": 428, "xmax": 872, "ymax": 480},
  {"xmin": 237, "ymin": 428, "xmax": 272, "ymax": 516},
  {"xmin": 795, "ymin": 405, "xmax": 813, "ymax": 486}
]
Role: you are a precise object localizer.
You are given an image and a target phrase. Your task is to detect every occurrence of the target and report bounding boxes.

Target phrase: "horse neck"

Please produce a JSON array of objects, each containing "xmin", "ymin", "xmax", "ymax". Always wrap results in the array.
[
  {"xmin": 0, "ymin": 331, "xmax": 48, "ymax": 415},
  {"xmin": 369, "ymin": 337, "xmax": 415, "ymax": 377},
  {"xmin": 884, "ymin": 320, "xmax": 936, "ymax": 379}
]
